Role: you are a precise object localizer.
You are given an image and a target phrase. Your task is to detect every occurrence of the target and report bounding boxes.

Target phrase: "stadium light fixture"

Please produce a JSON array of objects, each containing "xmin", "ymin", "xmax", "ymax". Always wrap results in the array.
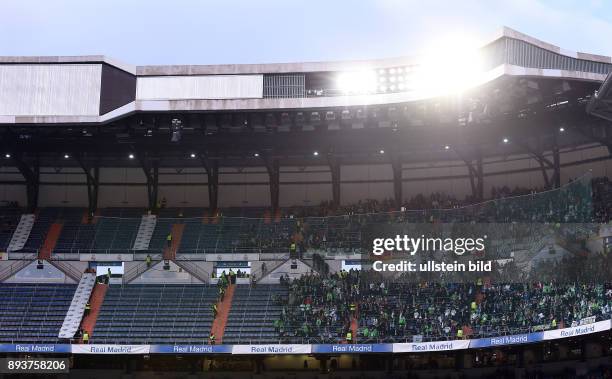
[
  {"xmin": 444, "ymin": 145, "xmax": 450, "ymax": 150},
  {"xmin": 253, "ymin": 153, "xmax": 260, "ymax": 157},
  {"xmin": 63, "ymin": 154, "xmax": 70, "ymax": 159},
  {"xmin": 559, "ymin": 127, "xmax": 565, "ymax": 132},
  {"xmin": 414, "ymin": 34, "xmax": 485, "ymax": 97},
  {"xmin": 379, "ymin": 149, "xmax": 385, "ymax": 154},
  {"xmin": 128, "ymin": 153, "xmax": 135, "ymax": 159},
  {"xmin": 313, "ymin": 151, "xmax": 319, "ymax": 156},
  {"xmin": 502, "ymin": 137, "xmax": 509, "ymax": 144},
  {"xmin": 336, "ymin": 70, "xmax": 378, "ymax": 94},
  {"xmin": 190, "ymin": 153, "xmax": 196, "ymax": 158},
  {"xmin": 4, "ymin": 153, "xmax": 10, "ymax": 158}
]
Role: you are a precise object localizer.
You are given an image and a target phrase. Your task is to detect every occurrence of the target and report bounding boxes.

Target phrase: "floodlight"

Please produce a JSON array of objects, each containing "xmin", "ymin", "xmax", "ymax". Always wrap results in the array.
[
  {"xmin": 414, "ymin": 34, "xmax": 485, "ymax": 97},
  {"xmin": 337, "ymin": 70, "xmax": 378, "ymax": 94}
]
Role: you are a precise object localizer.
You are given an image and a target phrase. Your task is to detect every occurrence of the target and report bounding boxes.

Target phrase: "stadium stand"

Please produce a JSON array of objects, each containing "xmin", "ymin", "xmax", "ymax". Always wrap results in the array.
[
  {"xmin": 223, "ymin": 284, "xmax": 289, "ymax": 344},
  {"xmin": 0, "ymin": 283, "xmax": 76, "ymax": 343},
  {"xmin": 91, "ymin": 284, "xmax": 218, "ymax": 344},
  {"xmin": 278, "ymin": 271, "xmax": 612, "ymax": 344},
  {"xmin": 54, "ymin": 216, "xmax": 96, "ymax": 254},
  {"xmin": 0, "ymin": 206, "xmax": 22, "ymax": 251},
  {"xmin": 0, "ymin": 175, "xmax": 608, "ymax": 347},
  {"xmin": 147, "ymin": 218, "xmax": 174, "ymax": 253}
]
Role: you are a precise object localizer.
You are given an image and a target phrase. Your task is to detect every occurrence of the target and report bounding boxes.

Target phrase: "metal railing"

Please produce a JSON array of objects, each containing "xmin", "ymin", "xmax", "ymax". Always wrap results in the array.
[
  {"xmin": 173, "ymin": 259, "xmax": 210, "ymax": 283},
  {"xmin": 123, "ymin": 259, "xmax": 161, "ymax": 284},
  {"xmin": 47, "ymin": 259, "xmax": 84, "ymax": 282},
  {"xmin": 0, "ymin": 255, "xmax": 37, "ymax": 281}
]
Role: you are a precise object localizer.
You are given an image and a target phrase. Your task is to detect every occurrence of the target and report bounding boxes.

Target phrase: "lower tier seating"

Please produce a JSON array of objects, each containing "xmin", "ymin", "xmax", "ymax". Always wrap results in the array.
[
  {"xmin": 92, "ymin": 284, "xmax": 218, "ymax": 344},
  {"xmin": 223, "ymin": 284, "xmax": 288, "ymax": 344},
  {"xmin": 0, "ymin": 283, "xmax": 76, "ymax": 343}
]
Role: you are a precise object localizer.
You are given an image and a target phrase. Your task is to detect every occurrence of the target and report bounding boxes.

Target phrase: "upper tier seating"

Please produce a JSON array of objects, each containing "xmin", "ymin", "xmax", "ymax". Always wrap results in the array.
[
  {"xmin": 0, "ymin": 207, "xmax": 22, "ymax": 251},
  {"xmin": 148, "ymin": 218, "xmax": 173, "ymax": 252},
  {"xmin": 22, "ymin": 208, "xmax": 84, "ymax": 254},
  {"xmin": 53, "ymin": 208, "xmax": 144, "ymax": 254},
  {"xmin": 178, "ymin": 216, "xmax": 296, "ymax": 254}
]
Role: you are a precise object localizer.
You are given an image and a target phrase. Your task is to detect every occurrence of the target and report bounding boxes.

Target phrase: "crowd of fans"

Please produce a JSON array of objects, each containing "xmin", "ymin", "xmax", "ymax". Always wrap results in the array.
[
  {"xmin": 288, "ymin": 175, "xmax": 597, "ymax": 256},
  {"xmin": 275, "ymin": 269, "xmax": 612, "ymax": 344},
  {"xmin": 275, "ymin": 271, "xmax": 358, "ymax": 342}
]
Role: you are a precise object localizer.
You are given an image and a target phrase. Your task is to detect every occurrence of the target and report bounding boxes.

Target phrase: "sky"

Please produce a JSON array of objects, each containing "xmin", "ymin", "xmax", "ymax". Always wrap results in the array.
[{"xmin": 0, "ymin": 0, "xmax": 611, "ymax": 66}]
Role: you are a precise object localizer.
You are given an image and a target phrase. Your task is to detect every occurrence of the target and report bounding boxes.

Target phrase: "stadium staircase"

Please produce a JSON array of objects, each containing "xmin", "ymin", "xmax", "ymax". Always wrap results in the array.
[
  {"xmin": 164, "ymin": 224, "xmax": 184, "ymax": 259},
  {"xmin": 132, "ymin": 214, "xmax": 156, "ymax": 251},
  {"xmin": 38, "ymin": 222, "xmax": 63, "ymax": 259},
  {"xmin": 349, "ymin": 305, "xmax": 359, "ymax": 344},
  {"xmin": 209, "ymin": 284, "xmax": 235, "ymax": 343},
  {"xmin": 7, "ymin": 214, "xmax": 35, "ymax": 252},
  {"xmin": 58, "ymin": 272, "xmax": 96, "ymax": 339},
  {"xmin": 78, "ymin": 282, "xmax": 108, "ymax": 342}
]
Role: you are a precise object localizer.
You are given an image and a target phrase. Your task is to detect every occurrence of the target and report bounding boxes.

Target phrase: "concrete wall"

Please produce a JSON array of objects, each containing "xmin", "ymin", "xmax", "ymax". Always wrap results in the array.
[
  {"xmin": 4, "ymin": 260, "xmax": 77, "ymax": 284},
  {"xmin": 137, "ymin": 75, "xmax": 263, "ymax": 100},
  {"xmin": 129, "ymin": 261, "xmax": 205, "ymax": 284},
  {"xmin": 0, "ymin": 64, "xmax": 102, "ymax": 116}
]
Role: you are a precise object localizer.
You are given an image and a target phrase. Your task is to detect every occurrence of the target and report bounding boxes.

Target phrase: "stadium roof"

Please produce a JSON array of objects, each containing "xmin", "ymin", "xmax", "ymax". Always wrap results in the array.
[
  {"xmin": 1, "ymin": 27, "xmax": 612, "ymax": 211},
  {"xmin": 0, "ymin": 26, "xmax": 610, "ymax": 125}
]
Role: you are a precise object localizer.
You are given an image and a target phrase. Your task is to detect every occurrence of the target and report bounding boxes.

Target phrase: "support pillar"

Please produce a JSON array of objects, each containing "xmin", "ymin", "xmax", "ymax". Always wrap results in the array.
[
  {"xmin": 552, "ymin": 145, "xmax": 561, "ymax": 188},
  {"xmin": 328, "ymin": 155, "xmax": 341, "ymax": 208},
  {"xmin": 465, "ymin": 156, "xmax": 484, "ymax": 201},
  {"xmin": 75, "ymin": 154, "xmax": 100, "ymax": 215},
  {"xmin": 264, "ymin": 156, "xmax": 280, "ymax": 211},
  {"xmin": 138, "ymin": 155, "xmax": 159, "ymax": 212},
  {"xmin": 13, "ymin": 153, "xmax": 39, "ymax": 212},
  {"xmin": 200, "ymin": 155, "xmax": 219, "ymax": 213},
  {"xmin": 391, "ymin": 156, "xmax": 403, "ymax": 209}
]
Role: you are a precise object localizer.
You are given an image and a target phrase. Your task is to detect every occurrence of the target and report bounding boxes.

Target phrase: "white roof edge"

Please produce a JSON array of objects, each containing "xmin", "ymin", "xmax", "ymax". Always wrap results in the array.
[
  {"xmin": 0, "ymin": 55, "xmax": 136, "ymax": 74},
  {"xmin": 0, "ymin": 64, "xmax": 606, "ymax": 123},
  {"xmin": 499, "ymin": 26, "xmax": 611, "ymax": 64},
  {"xmin": 0, "ymin": 27, "xmax": 609, "ymax": 76}
]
